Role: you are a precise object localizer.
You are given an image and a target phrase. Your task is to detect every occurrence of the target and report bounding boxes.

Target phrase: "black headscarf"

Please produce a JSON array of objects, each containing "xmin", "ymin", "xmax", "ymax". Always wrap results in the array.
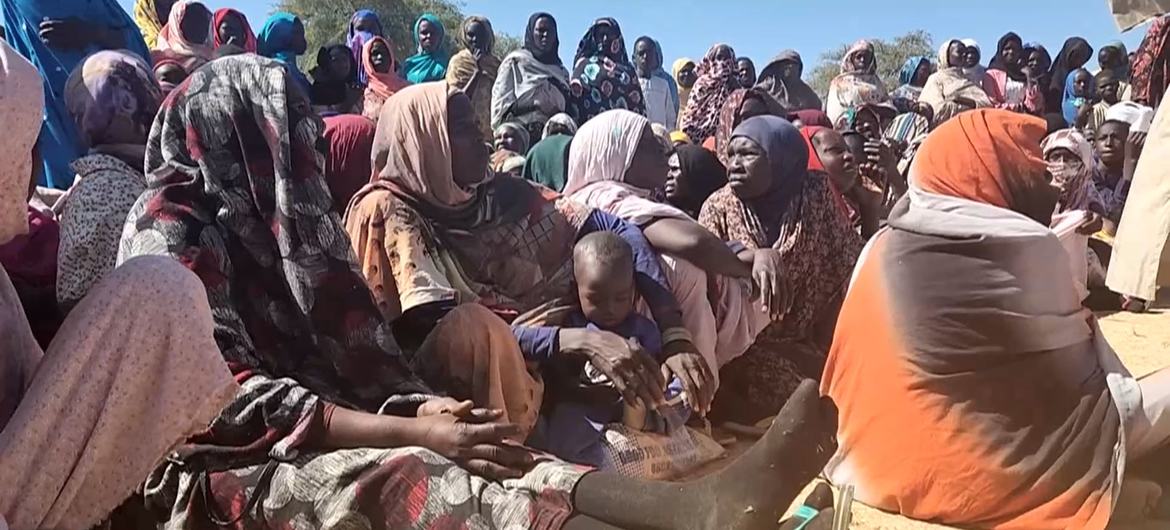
[
  {"xmin": 524, "ymin": 12, "xmax": 561, "ymax": 66},
  {"xmin": 670, "ymin": 144, "xmax": 727, "ymax": 217},
  {"xmin": 1048, "ymin": 37, "xmax": 1093, "ymax": 99},
  {"xmin": 988, "ymin": 32, "xmax": 1023, "ymax": 79}
]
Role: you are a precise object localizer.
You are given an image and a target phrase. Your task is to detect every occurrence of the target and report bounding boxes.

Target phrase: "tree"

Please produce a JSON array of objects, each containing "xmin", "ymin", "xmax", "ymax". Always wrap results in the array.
[
  {"xmin": 277, "ymin": 0, "xmax": 522, "ymax": 72},
  {"xmin": 807, "ymin": 30, "xmax": 934, "ymax": 100}
]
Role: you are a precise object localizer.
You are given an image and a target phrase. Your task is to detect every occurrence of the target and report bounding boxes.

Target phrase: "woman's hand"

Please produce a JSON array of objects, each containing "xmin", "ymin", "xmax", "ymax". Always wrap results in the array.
[
  {"xmin": 751, "ymin": 249, "xmax": 789, "ymax": 320},
  {"xmin": 414, "ymin": 410, "xmax": 535, "ymax": 480},
  {"xmin": 558, "ymin": 328, "xmax": 665, "ymax": 408},
  {"xmin": 660, "ymin": 348, "xmax": 714, "ymax": 415}
]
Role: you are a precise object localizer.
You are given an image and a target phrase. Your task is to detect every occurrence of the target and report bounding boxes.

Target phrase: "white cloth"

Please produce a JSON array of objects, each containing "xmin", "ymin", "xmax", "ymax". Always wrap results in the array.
[
  {"xmin": 638, "ymin": 75, "xmax": 678, "ymax": 129},
  {"xmin": 1106, "ymin": 101, "xmax": 1155, "ymax": 133}
]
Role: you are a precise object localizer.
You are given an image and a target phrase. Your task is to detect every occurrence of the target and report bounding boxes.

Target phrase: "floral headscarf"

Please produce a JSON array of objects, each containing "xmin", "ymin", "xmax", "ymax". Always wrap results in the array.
[
  {"xmin": 1131, "ymin": 16, "xmax": 1170, "ymax": 107},
  {"xmin": 841, "ymin": 40, "xmax": 877, "ymax": 74},
  {"xmin": 679, "ymin": 43, "xmax": 741, "ymax": 143},
  {"xmin": 64, "ymin": 50, "xmax": 162, "ymax": 150},
  {"xmin": 567, "ymin": 18, "xmax": 645, "ymax": 124}
]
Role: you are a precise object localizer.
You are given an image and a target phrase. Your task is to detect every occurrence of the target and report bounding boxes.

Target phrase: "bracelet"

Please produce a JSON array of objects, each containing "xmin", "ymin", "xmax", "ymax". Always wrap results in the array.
[{"xmin": 661, "ymin": 326, "xmax": 694, "ymax": 345}]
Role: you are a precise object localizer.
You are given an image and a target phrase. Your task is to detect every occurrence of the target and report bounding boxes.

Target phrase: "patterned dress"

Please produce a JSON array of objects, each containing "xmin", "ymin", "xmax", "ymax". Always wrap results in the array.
[{"xmin": 567, "ymin": 18, "xmax": 646, "ymax": 124}]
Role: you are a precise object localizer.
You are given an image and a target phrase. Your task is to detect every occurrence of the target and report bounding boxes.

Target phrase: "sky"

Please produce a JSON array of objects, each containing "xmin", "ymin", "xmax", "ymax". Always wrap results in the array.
[{"xmin": 118, "ymin": 0, "xmax": 1153, "ymax": 70}]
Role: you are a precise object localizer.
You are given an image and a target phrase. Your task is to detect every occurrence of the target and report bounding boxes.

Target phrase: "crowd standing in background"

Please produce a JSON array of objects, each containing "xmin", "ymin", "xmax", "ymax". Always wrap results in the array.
[{"xmin": 5, "ymin": 0, "xmax": 1170, "ymax": 529}]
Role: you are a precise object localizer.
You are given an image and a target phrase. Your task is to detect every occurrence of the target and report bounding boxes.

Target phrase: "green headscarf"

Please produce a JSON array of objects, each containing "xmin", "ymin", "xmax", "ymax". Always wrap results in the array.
[
  {"xmin": 401, "ymin": 13, "xmax": 450, "ymax": 83},
  {"xmin": 522, "ymin": 134, "xmax": 573, "ymax": 191}
]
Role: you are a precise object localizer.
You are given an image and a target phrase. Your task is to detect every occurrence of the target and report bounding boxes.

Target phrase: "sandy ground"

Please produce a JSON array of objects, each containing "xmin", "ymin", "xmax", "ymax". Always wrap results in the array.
[{"xmin": 686, "ymin": 291, "xmax": 1170, "ymax": 529}]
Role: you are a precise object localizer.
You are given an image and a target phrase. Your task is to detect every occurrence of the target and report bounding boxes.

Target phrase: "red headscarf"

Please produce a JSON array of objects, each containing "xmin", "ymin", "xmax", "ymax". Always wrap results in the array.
[
  {"xmin": 800, "ymin": 125, "xmax": 854, "ymax": 217},
  {"xmin": 1131, "ymin": 16, "xmax": 1170, "ymax": 107},
  {"xmin": 911, "ymin": 108, "xmax": 1048, "ymax": 213},
  {"xmin": 211, "ymin": 8, "xmax": 258, "ymax": 53},
  {"xmin": 788, "ymin": 109, "xmax": 833, "ymax": 128}
]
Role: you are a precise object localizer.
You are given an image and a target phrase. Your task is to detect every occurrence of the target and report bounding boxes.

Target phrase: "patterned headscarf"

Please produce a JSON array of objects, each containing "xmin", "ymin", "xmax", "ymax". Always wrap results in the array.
[
  {"xmin": 1131, "ymin": 16, "xmax": 1170, "ymax": 107},
  {"xmin": 1042, "ymin": 128, "xmax": 1104, "ymax": 213},
  {"xmin": 567, "ymin": 18, "xmax": 645, "ymax": 124},
  {"xmin": 841, "ymin": 40, "xmax": 877, "ymax": 74},
  {"xmin": 120, "ymin": 54, "xmax": 428, "ymax": 409},
  {"xmin": 900, "ymin": 56, "xmax": 931, "ymax": 85},
  {"xmin": 0, "ymin": 39, "xmax": 44, "ymax": 245},
  {"xmin": 679, "ymin": 43, "xmax": 741, "ymax": 142},
  {"xmin": 211, "ymin": 8, "xmax": 257, "ymax": 53},
  {"xmin": 154, "ymin": 0, "xmax": 214, "ymax": 61},
  {"xmin": 64, "ymin": 50, "xmax": 162, "ymax": 150},
  {"xmin": 134, "ymin": 0, "xmax": 165, "ymax": 48},
  {"xmin": 713, "ymin": 87, "xmax": 786, "ymax": 166}
]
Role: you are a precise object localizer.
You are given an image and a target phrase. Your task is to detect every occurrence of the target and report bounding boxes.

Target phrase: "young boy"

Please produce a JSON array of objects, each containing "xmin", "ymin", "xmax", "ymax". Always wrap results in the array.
[{"xmin": 531, "ymin": 231, "xmax": 688, "ymax": 466}]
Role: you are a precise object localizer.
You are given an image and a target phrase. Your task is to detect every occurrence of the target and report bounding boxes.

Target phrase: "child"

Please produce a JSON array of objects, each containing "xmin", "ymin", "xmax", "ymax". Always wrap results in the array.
[{"xmin": 531, "ymin": 231, "xmax": 688, "ymax": 466}]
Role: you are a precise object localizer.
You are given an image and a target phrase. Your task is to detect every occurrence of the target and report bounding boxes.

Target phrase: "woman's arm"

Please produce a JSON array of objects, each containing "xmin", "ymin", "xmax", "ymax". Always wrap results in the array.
[{"xmin": 641, "ymin": 217, "xmax": 752, "ymax": 278}]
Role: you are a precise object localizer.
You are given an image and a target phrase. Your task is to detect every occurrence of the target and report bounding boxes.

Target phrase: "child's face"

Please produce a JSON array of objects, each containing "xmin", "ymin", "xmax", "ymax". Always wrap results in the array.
[{"xmin": 575, "ymin": 263, "xmax": 635, "ymax": 330}]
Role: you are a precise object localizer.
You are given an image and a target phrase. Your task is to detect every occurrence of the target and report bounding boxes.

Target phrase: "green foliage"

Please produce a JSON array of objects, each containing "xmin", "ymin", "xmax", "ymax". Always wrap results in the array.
[
  {"xmin": 277, "ymin": 0, "xmax": 523, "ymax": 72},
  {"xmin": 807, "ymin": 30, "xmax": 934, "ymax": 100}
]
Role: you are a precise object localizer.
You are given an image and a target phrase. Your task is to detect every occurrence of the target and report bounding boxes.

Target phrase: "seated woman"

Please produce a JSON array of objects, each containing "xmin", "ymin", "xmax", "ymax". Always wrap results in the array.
[
  {"xmin": 757, "ymin": 50, "xmax": 822, "ymax": 112},
  {"xmin": 309, "ymin": 44, "xmax": 362, "ymax": 115},
  {"xmin": 491, "ymin": 121, "xmax": 531, "ymax": 176},
  {"xmin": 665, "ymin": 144, "xmax": 727, "ymax": 220},
  {"xmin": 890, "ymin": 55, "xmax": 932, "ymax": 112},
  {"xmin": 55, "ymin": 50, "xmax": 161, "ymax": 313},
  {"xmin": 1063, "ymin": 68, "xmax": 1098, "ymax": 130},
  {"xmin": 1042, "ymin": 129, "xmax": 1107, "ymax": 298},
  {"xmin": 345, "ymin": 82, "xmax": 710, "ymax": 426},
  {"xmin": 0, "ymin": 41, "xmax": 237, "ymax": 529},
  {"xmin": 713, "ymin": 87, "xmax": 786, "ymax": 165},
  {"xmin": 699, "ymin": 116, "xmax": 863, "ymax": 424},
  {"xmin": 823, "ymin": 108, "xmax": 1170, "ymax": 529},
  {"xmin": 802, "ymin": 126, "xmax": 881, "ymax": 238},
  {"xmin": 921, "ymin": 39, "xmax": 992, "ymax": 126},
  {"xmin": 564, "ymin": 109, "xmax": 788, "ymax": 407},
  {"xmin": 119, "ymin": 54, "xmax": 837, "ymax": 530},
  {"xmin": 826, "ymin": 40, "xmax": 892, "ymax": 127}
]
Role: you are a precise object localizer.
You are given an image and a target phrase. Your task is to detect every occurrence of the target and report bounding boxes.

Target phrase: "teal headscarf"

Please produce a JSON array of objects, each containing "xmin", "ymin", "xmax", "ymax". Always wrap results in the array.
[
  {"xmin": 401, "ymin": 13, "xmax": 451, "ymax": 84},
  {"xmin": 258, "ymin": 12, "xmax": 312, "ymax": 94}
]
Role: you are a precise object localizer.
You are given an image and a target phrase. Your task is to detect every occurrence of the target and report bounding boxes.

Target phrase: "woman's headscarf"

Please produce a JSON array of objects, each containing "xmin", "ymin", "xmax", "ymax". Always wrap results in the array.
[
  {"xmin": 827, "ymin": 40, "xmax": 891, "ymax": 126},
  {"xmin": 211, "ymin": 8, "xmax": 257, "ymax": 53},
  {"xmin": 714, "ymin": 87, "xmax": 786, "ymax": 166},
  {"xmin": 670, "ymin": 144, "xmax": 727, "ymax": 216},
  {"xmin": 121, "ymin": 53, "xmax": 427, "ymax": 414},
  {"xmin": 524, "ymin": 11, "xmax": 562, "ymax": 66},
  {"xmin": 362, "ymin": 36, "xmax": 409, "ymax": 100},
  {"xmin": 1062, "ymin": 68, "xmax": 1096, "ymax": 126},
  {"xmin": 899, "ymin": 56, "xmax": 930, "ymax": 86},
  {"xmin": 988, "ymin": 32, "xmax": 1022, "ymax": 72},
  {"xmin": 541, "ymin": 112, "xmax": 578, "ymax": 139},
  {"xmin": 63, "ymin": 50, "xmax": 162, "ymax": 151},
  {"xmin": 134, "ymin": 0, "xmax": 165, "ymax": 49},
  {"xmin": 154, "ymin": 0, "xmax": 214, "ymax": 61},
  {"xmin": 679, "ymin": 43, "xmax": 740, "ymax": 142},
  {"xmin": 347, "ymin": 9, "xmax": 384, "ymax": 85},
  {"xmin": 494, "ymin": 122, "xmax": 531, "ymax": 155},
  {"xmin": 672, "ymin": 57, "xmax": 695, "ymax": 85},
  {"xmin": 758, "ymin": 50, "xmax": 823, "ymax": 112},
  {"xmin": 567, "ymin": 18, "xmax": 646, "ymax": 123},
  {"xmin": 669, "ymin": 130, "xmax": 691, "ymax": 144},
  {"xmin": 730, "ymin": 116, "xmax": 810, "ymax": 233},
  {"xmin": 911, "ymin": 108, "xmax": 1049, "ymax": 214},
  {"xmin": 258, "ymin": 12, "xmax": 312, "ymax": 94},
  {"xmin": 788, "ymin": 109, "xmax": 833, "ymax": 128},
  {"xmin": 1131, "ymin": 16, "xmax": 1170, "ymax": 107},
  {"xmin": 1100, "ymin": 41, "xmax": 1131, "ymax": 80},
  {"xmin": 1042, "ymin": 128, "xmax": 1104, "ymax": 213},
  {"xmin": 401, "ymin": 14, "xmax": 451, "ymax": 84},
  {"xmin": 322, "ymin": 114, "xmax": 377, "ymax": 214},
  {"xmin": 522, "ymin": 134, "xmax": 573, "ymax": 191},
  {"xmin": 447, "ymin": 16, "xmax": 501, "ymax": 138},
  {"xmin": 1047, "ymin": 37, "xmax": 1093, "ymax": 100},
  {"xmin": 841, "ymin": 40, "xmax": 877, "ymax": 74},
  {"xmin": 564, "ymin": 109, "xmax": 690, "ymax": 225},
  {"xmin": 960, "ymin": 38, "xmax": 985, "ymax": 82},
  {"xmin": 0, "ymin": 39, "xmax": 45, "ymax": 245},
  {"xmin": 938, "ymin": 39, "xmax": 962, "ymax": 69}
]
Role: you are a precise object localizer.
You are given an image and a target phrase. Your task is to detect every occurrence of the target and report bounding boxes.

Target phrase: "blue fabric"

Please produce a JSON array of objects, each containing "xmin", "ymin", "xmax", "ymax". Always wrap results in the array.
[
  {"xmin": 899, "ymin": 56, "xmax": 929, "ymax": 86},
  {"xmin": 1061, "ymin": 69, "xmax": 1096, "ymax": 126},
  {"xmin": 258, "ymin": 12, "xmax": 312, "ymax": 96},
  {"xmin": 401, "ymin": 13, "xmax": 450, "ymax": 84},
  {"xmin": 512, "ymin": 324, "xmax": 560, "ymax": 362},
  {"xmin": 643, "ymin": 37, "xmax": 679, "ymax": 111},
  {"xmin": 1, "ymin": 0, "xmax": 150, "ymax": 189},
  {"xmin": 347, "ymin": 9, "xmax": 382, "ymax": 85}
]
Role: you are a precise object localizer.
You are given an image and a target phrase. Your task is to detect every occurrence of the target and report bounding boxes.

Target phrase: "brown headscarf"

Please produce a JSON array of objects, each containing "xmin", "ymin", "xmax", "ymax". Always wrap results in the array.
[{"xmin": 713, "ymin": 87, "xmax": 786, "ymax": 166}]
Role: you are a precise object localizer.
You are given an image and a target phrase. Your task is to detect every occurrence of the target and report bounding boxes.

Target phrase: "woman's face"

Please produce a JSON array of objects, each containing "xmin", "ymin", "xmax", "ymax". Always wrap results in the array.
[
  {"xmin": 778, "ymin": 60, "xmax": 801, "ymax": 81},
  {"xmin": 448, "ymin": 93, "xmax": 489, "ymax": 187},
  {"xmin": 531, "ymin": 16, "xmax": 556, "ymax": 55},
  {"xmin": 418, "ymin": 19, "xmax": 440, "ymax": 53},
  {"xmin": 1095, "ymin": 121, "xmax": 1129, "ymax": 169},
  {"xmin": 678, "ymin": 63, "xmax": 697, "ymax": 87},
  {"xmin": 181, "ymin": 3, "xmax": 212, "ymax": 44},
  {"xmin": 812, "ymin": 129, "xmax": 858, "ymax": 194},
  {"xmin": 713, "ymin": 45, "xmax": 734, "ymax": 63},
  {"xmin": 1000, "ymin": 39, "xmax": 1022, "ymax": 69},
  {"xmin": 370, "ymin": 41, "xmax": 392, "ymax": 73},
  {"xmin": 1045, "ymin": 147, "xmax": 1081, "ymax": 167},
  {"xmin": 737, "ymin": 58, "xmax": 756, "ymax": 87},
  {"xmin": 464, "ymin": 20, "xmax": 490, "ymax": 54},
  {"xmin": 850, "ymin": 49, "xmax": 873, "ymax": 71},
  {"xmin": 726, "ymin": 136, "xmax": 771, "ymax": 199},
  {"xmin": 948, "ymin": 42, "xmax": 966, "ymax": 68},
  {"xmin": 494, "ymin": 127, "xmax": 525, "ymax": 153},
  {"xmin": 216, "ymin": 12, "xmax": 246, "ymax": 46},
  {"xmin": 328, "ymin": 47, "xmax": 353, "ymax": 79},
  {"xmin": 634, "ymin": 40, "xmax": 659, "ymax": 76},
  {"xmin": 624, "ymin": 125, "xmax": 669, "ymax": 191},
  {"xmin": 963, "ymin": 46, "xmax": 980, "ymax": 68},
  {"xmin": 664, "ymin": 152, "xmax": 688, "ymax": 203},
  {"xmin": 1025, "ymin": 50, "xmax": 1044, "ymax": 73},
  {"xmin": 912, "ymin": 60, "xmax": 931, "ymax": 86},
  {"xmin": 1072, "ymin": 70, "xmax": 1092, "ymax": 97},
  {"xmin": 291, "ymin": 19, "xmax": 308, "ymax": 55}
]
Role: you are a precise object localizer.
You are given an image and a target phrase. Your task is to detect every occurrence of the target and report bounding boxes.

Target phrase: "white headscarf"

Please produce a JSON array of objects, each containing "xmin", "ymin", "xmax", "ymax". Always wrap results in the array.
[{"xmin": 0, "ymin": 40, "xmax": 45, "ymax": 245}]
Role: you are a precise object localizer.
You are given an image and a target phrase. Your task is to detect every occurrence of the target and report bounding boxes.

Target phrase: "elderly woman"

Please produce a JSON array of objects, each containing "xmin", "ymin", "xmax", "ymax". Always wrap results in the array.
[
  {"xmin": 699, "ymin": 115, "xmax": 863, "ymax": 423},
  {"xmin": 567, "ymin": 18, "xmax": 645, "ymax": 124},
  {"xmin": 679, "ymin": 44, "xmax": 741, "ymax": 143},
  {"xmin": 446, "ymin": 16, "xmax": 500, "ymax": 138},
  {"xmin": 921, "ymin": 39, "xmax": 992, "ymax": 126},
  {"xmin": 826, "ymin": 40, "xmax": 891, "ymax": 127},
  {"xmin": 824, "ymin": 108, "xmax": 1170, "ymax": 528},
  {"xmin": 55, "ymin": 51, "xmax": 162, "ymax": 312},
  {"xmin": 491, "ymin": 122, "xmax": 531, "ymax": 175},
  {"xmin": 492, "ymin": 12, "xmax": 570, "ymax": 140}
]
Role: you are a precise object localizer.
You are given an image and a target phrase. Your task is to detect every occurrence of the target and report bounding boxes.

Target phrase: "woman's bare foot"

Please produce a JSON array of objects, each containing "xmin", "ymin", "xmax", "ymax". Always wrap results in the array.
[{"xmin": 689, "ymin": 379, "xmax": 838, "ymax": 530}]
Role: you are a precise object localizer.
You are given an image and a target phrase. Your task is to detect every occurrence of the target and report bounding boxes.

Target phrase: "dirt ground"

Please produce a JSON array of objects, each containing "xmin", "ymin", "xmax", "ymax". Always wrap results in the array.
[{"xmin": 689, "ymin": 290, "xmax": 1170, "ymax": 529}]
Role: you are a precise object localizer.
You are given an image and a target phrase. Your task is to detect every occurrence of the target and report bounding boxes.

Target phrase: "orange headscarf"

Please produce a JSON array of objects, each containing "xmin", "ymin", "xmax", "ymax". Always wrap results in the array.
[
  {"xmin": 363, "ymin": 36, "xmax": 410, "ymax": 99},
  {"xmin": 910, "ymin": 108, "xmax": 1048, "ymax": 213}
]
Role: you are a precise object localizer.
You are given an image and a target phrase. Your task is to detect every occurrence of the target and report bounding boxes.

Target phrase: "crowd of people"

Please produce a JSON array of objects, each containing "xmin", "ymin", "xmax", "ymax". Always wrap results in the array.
[{"xmin": 4, "ymin": 0, "xmax": 1170, "ymax": 528}]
